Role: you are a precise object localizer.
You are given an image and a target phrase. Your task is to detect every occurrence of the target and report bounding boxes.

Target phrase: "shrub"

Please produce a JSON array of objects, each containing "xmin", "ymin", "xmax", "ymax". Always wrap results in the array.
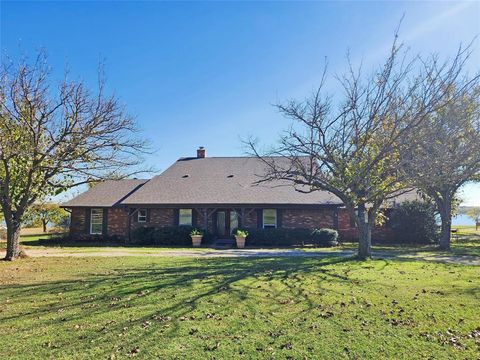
[
  {"xmin": 242, "ymin": 227, "xmax": 336, "ymax": 247},
  {"xmin": 233, "ymin": 229, "xmax": 248, "ymax": 237},
  {"xmin": 244, "ymin": 228, "xmax": 289, "ymax": 246},
  {"xmin": 37, "ymin": 234, "xmax": 123, "ymax": 245},
  {"xmin": 311, "ymin": 228, "xmax": 339, "ymax": 247},
  {"xmin": 130, "ymin": 227, "xmax": 157, "ymax": 244},
  {"xmin": 131, "ymin": 226, "xmax": 213, "ymax": 246},
  {"xmin": 190, "ymin": 228, "xmax": 203, "ymax": 236},
  {"xmin": 388, "ymin": 201, "xmax": 439, "ymax": 244},
  {"xmin": 289, "ymin": 228, "xmax": 313, "ymax": 245}
]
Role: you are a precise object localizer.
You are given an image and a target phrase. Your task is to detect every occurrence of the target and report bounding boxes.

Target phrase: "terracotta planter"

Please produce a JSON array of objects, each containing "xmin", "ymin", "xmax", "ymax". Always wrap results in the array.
[
  {"xmin": 191, "ymin": 235, "xmax": 203, "ymax": 247},
  {"xmin": 235, "ymin": 236, "xmax": 246, "ymax": 249}
]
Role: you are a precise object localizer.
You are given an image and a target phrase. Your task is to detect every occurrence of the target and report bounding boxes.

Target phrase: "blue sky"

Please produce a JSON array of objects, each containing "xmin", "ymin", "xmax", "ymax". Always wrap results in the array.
[{"xmin": 1, "ymin": 1, "xmax": 479, "ymax": 205}]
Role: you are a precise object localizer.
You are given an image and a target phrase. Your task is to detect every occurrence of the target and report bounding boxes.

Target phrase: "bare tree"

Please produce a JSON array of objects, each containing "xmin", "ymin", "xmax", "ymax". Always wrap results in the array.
[
  {"xmin": 0, "ymin": 51, "xmax": 150, "ymax": 260},
  {"xmin": 401, "ymin": 85, "xmax": 480, "ymax": 249},
  {"xmin": 87, "ymin": 170, "xmax": 126, "ymax": 188},
  {"xmin": 248, "ymin": 37, "xmax": 476, "ymax": 259}
]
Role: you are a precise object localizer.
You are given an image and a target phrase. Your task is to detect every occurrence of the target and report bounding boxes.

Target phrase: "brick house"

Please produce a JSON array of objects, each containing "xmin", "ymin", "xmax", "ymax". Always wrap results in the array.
[{"xmin": 63, "ymin": 147, "xmax": 413, "ymax": 242}]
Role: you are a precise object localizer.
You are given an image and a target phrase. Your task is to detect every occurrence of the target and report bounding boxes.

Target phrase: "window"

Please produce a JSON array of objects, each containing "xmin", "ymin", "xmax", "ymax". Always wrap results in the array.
[
  {"xmin": 263, "ymin": 209, "xmax": 277, "ymax": 229},
  {"xmin": 179, "ymin": 209, "xmax": 192, "ymax": 226},
  {"xmin": 138, "ymin": 209, "xmax": 147, "ymax": 223},
  {"xmin": 90, "ymin": 208, "xmax": 103, "ymax": 234}
]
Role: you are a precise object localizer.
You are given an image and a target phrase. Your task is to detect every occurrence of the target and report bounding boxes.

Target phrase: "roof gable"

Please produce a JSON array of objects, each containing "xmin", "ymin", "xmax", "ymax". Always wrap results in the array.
[{"xmin": 62, "ymin": 179, "xmax": 148, "ymax": 207}]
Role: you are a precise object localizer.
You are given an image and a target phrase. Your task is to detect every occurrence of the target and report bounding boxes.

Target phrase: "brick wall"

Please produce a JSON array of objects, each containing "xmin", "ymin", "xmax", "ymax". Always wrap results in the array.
[
  {"xmin": 70, "ymin": 207, "xmax": 86, "ymax": 237},
  {"xmin": 336, "ymin": 208, "xmax": 394, "ymax": 242},
  {"xmin": 192, "ymin": 209, "xmax": 211, "ymax": 231},
  {"xmin": 149, "ymin": 208, "xmax": 175, "ymax": 227},
  {"xmin": 68, "ymin": 206, "xmax": 394, "ymax": 242},
  {"xmin": 131, "ymin": 208, "xmax": 175, "ymax": 231},
  {"xmin": 108, "ymin": 208, "xmax": 129, "ymax": 237},
  {"xmin": 282, "ymin": 208, "xmax": 334, "ymax": 230},
  {"xmin": 242, "ymin": 209, "xmax": 258, "ymax": 228}
]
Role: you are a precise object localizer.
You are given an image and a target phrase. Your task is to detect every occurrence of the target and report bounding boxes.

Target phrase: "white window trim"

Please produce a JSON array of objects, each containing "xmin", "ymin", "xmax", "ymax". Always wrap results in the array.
[
  {"xmin": 138, "ymin": 209, "xmax": 147, "ymax": 223},
  {"xmin": 90, "ymin": 208, "xmax": 103, "ymax": 235},
  {"xmin": 179, "ymin": 209, "xmax": 193, "ymax": 226},
  {"xmin": 262, "ymin": 209, "xmax": 277, "ymax": 229}
]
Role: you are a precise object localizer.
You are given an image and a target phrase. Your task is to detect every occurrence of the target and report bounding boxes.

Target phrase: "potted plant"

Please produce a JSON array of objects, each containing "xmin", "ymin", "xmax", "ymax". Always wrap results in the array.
[
  {"xmin": 190, "ymin": 229, "xmax": 203, "ymax": 247},
  {"xmin": 233, "ymin": 229, "xmax": 248, "ymax": 249}
]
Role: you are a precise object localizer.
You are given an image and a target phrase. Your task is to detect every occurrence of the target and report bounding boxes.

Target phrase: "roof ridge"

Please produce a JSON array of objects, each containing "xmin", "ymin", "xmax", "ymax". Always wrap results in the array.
[
  {"xmin": 177, "ymin": 155, "xmax": 308, "ymax": 160},
  {"xmin": 103, "ymin": 178, "xmax": 149, "ymax": 181}
]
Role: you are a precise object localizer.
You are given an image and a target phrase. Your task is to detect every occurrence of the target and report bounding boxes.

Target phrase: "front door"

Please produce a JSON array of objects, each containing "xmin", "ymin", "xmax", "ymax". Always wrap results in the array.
[
  {"xmin": 216, "ymin": 211, "xmax": 227, "ymax": 237},
  {"xmin": 216, "ymin": 210, "xmax": 239, "ymax": 237}
]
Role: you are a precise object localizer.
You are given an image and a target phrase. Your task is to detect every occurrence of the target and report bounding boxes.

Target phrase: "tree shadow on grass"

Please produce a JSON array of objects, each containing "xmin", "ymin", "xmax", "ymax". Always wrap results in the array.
[
  {"xmin": 2, "ymin": 255, "xmax": 478, "ymax": 358},
  {"xmin": 0, "ymin": 256, "xmax": 362, "ymax": 339}
]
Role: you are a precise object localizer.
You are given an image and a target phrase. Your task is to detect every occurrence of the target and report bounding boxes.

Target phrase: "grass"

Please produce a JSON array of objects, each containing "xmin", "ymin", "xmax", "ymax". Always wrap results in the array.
[
  {"xmin": 0, "ymin": 256, "xmax": 479, "ymax": 359},
  {"xmin": 334, "ymin": 226, "xmax": 480, "ymax": 257},
  {"xmin": 2, "ymin": 227, "xmax": 478, "ymax": 258},
  {"xmin": 449, "ymin": 227, "xmax": 480, "ymax": 257}
]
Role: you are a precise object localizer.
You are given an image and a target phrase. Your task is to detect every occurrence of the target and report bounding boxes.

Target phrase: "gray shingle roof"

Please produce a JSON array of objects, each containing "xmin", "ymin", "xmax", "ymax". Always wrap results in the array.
[
  {"xmin": 121, "ymin": 157, "xmax": 343, "ymax": 206},
  {"xmin": 62, "ymin": 179, "xmax": 148, "ymax": 207}
]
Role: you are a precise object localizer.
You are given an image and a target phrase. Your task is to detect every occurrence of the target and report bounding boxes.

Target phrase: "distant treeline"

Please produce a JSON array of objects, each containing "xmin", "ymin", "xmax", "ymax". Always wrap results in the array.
[{"xmin": 458, "ymin": 206, "xmax": 480, "ymax": 215}]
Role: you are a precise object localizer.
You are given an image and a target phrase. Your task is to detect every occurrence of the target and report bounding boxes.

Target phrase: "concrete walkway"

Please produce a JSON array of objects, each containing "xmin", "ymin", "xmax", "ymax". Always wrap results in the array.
[{"xmin": 18, "ymin": 247, "xmax": 480, "ymax": 265}]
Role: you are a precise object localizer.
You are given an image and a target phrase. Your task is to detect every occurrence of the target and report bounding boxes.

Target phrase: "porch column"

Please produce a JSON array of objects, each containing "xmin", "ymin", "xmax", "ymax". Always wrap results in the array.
[{"xmin": 204, "ymin": 208, "xmax": 208, "ymax": 231}]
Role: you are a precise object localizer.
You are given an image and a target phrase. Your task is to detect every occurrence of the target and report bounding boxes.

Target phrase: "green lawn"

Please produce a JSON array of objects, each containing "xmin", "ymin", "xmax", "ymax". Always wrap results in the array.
[
  {"xmin": 450, "ymin": 227, "xmax": 480, "ymax": 257},
  {"xmin": 8, "ymin": 227, "xmax": 480, "ymax": 257},
  {"xmin": 332, "ymin": 227, "xmax": 480, "ymax": 257},
  {"xmin": 1, "ymin": 256, "xmax": 479, "ymax": 359}
]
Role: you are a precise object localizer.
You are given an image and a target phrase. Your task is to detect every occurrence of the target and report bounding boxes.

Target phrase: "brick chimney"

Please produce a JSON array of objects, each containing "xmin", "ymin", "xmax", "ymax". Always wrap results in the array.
[{"xmin": 197, "ymin": 146, "xmax": 206, "ymax": 158}]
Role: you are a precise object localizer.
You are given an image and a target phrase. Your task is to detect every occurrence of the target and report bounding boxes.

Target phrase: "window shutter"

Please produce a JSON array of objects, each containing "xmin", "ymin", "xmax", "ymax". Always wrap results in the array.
[
  {"xmin": 174, "ymin": 209, "xmax": 179, "ymax": 226},
  {"xmin": 257, "ymin": 209, "xmax": 263, "ymax": 229},
  {"xmin": 146, "ymin": 209, "xmax": 151, "ymax": 223},
  {"xmin": 192, "ymin": 210, "xmax": 197, "ymax": 228},
  {"xmin": 277, "ymin": 209, "xmax": 282, "ymax": 228},
  {"xmin": 102, "ymin": 209, "xmax": 108, "ymax": 235},
  {"xmin": 85, "ymin": 208, "xmax": 91, "ymax": 234},
  {"xmin": 333, "ymin": 209, "xmax": 339, "ymax": 229},
  {"xmin": 350, "ymin": 212, "xmax": 356, "ymax": 228}
]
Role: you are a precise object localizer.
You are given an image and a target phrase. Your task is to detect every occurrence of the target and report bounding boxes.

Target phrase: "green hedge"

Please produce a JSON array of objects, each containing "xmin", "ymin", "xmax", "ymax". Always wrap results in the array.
[
  {"xmin": 37, "ymin": 234, "xmax": 123, "ymax": 245},
  {"xmin": 388, "ymin": 201, "xmax": 439, "ymax": 244},
  {"xmin": 239, "ymin": 227, "xmax": 339, "ymax": 247},
  {"xmin": 131, "ymin": 226, "xmax": 212, "ymax": 246}
]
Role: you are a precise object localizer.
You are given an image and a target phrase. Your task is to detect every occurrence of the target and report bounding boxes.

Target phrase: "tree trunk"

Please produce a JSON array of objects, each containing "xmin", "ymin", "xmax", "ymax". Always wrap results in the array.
[
  {"xmin": 42, "ymin": 220, "xmax": 47, "ymax": 233},
  {"xmin": 357, "ymin": 204, "xmax": 372, "ymax": 260},
  {"xmin": 438, "ymin": 198, "xmax": 452, "ymax": 250},
  {"xmin": 5, "ymin": 219, "xmax": 21, "ymax": 261}
]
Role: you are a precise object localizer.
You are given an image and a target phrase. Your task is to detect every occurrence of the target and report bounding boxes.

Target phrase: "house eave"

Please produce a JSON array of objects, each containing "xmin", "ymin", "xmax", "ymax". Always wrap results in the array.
[{"xmin": 119, "ymin": 203, "xmax": 343, "ymax": 209}]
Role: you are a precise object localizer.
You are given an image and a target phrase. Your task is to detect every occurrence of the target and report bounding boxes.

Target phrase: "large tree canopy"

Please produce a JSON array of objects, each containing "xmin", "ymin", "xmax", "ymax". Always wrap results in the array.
[
  {"xmin": 0, "ymin": 52, "xmax": 149, "ymax": 260},
  {"xmin": 400, "ymin": 85, "xmax": 480, "ymax": 249},
  {"xmin": 23, "ymin": 202, "xmax": 69, "ymax": 233},
  {"xmin": 249, "ymin": 38, "xmax": 477, "ymax": 259}
]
